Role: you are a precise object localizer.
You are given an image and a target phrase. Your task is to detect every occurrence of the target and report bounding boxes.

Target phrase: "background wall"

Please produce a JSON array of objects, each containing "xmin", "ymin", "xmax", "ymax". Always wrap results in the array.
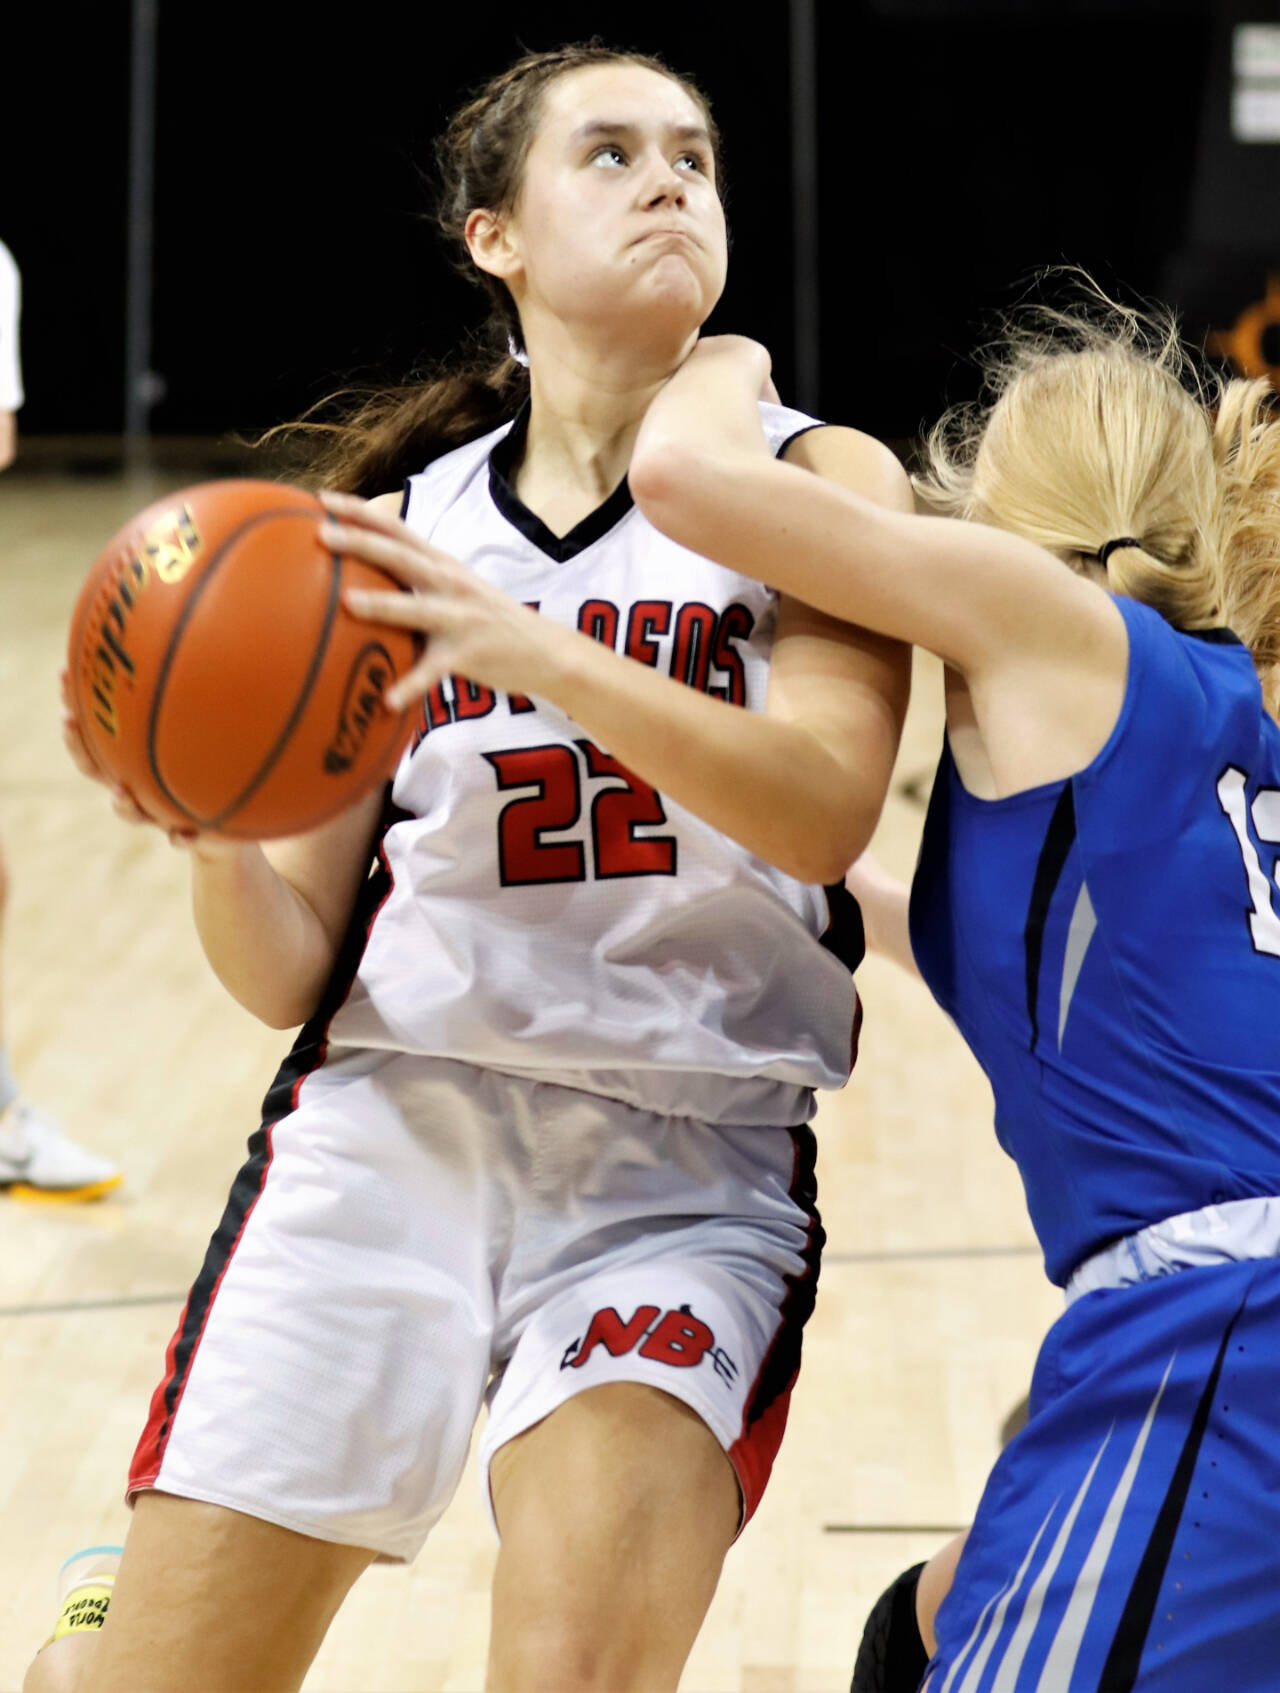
[{"xmin": 7, "ymin": 0, "xmax": 1275, "ymax": 449}]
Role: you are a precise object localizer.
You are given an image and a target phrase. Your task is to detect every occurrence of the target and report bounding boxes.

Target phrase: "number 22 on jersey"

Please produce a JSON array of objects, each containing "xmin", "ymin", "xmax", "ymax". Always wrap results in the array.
[{"xmin": 485, "ymin": 738, "xmax": 677, "ymax": 887}]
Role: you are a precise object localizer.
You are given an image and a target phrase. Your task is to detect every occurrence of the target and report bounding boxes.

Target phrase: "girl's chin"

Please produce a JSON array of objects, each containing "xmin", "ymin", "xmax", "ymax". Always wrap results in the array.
[{"xmin": 528, "ymin": 281, "xmax": 715, "ymax": 361}]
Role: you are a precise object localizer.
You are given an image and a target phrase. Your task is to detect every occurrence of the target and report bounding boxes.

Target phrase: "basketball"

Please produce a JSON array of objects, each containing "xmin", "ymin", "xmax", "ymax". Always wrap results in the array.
[{"xmin": 66, "ymin": 479, "xmax": 421, "ymax": 839}]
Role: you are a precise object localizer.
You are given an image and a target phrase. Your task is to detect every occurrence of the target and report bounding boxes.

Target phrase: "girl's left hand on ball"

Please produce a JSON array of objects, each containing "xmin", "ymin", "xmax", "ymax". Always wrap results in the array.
[{"xmin": 318, "ymin": 491, "xmax": 574, "ymax": 709}]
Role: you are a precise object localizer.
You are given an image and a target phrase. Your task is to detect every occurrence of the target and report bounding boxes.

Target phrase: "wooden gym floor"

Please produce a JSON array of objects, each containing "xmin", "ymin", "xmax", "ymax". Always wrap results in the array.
[{"xmin": 0, "ymin": 468, "xmax": 1063, "ymax": 1692}]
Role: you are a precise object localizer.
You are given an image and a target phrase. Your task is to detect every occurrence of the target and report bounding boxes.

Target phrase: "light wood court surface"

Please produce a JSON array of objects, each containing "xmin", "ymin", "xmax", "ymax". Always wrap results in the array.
[{"xmin": 0, "ymin": 470, "xmax": 1064, "ymax": 1692}]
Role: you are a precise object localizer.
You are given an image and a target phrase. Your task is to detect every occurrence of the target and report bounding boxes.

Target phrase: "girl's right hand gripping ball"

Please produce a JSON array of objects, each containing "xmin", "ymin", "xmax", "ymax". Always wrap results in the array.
[{"xmin": 67, "ymin": 479, "xmax": 421, "ymax": 839}]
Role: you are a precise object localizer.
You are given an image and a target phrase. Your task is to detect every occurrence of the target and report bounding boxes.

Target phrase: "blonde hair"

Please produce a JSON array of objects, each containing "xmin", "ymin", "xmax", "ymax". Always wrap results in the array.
[
  {"xmin": 1214, "ymin": 377, "xmax": 1280, "ymax": 719},
  {"xmin": 916, "ymin": 281, "xmax": 1280, "ymax": 719}
]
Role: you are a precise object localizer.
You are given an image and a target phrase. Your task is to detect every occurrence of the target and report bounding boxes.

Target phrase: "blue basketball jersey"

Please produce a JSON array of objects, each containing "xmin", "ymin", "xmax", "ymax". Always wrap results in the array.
[{"xmin": 910, "ymin": 595, "xmax": 1280, "ymax": 1286}]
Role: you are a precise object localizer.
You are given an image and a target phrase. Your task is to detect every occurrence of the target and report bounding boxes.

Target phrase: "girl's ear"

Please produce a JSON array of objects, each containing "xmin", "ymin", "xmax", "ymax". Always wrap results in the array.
[{"xmin": 466, "ymin": 208, "xmax": 521, "ymax": 284}]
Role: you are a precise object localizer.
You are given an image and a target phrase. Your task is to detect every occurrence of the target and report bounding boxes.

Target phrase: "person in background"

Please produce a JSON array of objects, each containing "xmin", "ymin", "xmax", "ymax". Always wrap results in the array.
[{"xmin": 0, "ymin": 236, "xmax": 121, "ymax": 1201}]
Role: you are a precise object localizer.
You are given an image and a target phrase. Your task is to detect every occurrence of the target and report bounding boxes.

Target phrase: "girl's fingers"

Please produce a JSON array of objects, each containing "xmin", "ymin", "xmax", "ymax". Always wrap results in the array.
[
  {"xmin": 62, "ymin": 720, "xmax": 105, "ymax": 781},
  {"xmin": 60, "ymin": 711, "xmax": 170, "ymax": 832},
  {"xmin": 384, "ymin": 651, "xmax": 453, "ymax": 711},
  {"xmin": 110, "ymin": 792, "xmax": 151, "ymax": 826},
  {"xmin": 321, "ymin": 519, "xmax": 424, "ymax": 584},
  {"xmin": 318, "ymin": 488, "xmax": 385, "ymax": 523},
  {"xmin": 319, "ymin": 490, "xmax": 431, "ymax": 546},
  {"xmin": 320, "ymin": 512, "xmax": 459, "ymax": 579},
  {"xmin": 344, "ymin": 586, "xmax": 430, "ymax": 626},
  {"xmin": 345, "ymin": 589, "xmax": 460, "ymax": 642}
]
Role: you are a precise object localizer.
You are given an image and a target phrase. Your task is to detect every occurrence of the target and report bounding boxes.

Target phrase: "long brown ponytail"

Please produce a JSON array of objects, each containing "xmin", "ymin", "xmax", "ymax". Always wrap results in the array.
[{"xmin": 262, "ymin": 43, "xmax": 721, "ymax": 497}]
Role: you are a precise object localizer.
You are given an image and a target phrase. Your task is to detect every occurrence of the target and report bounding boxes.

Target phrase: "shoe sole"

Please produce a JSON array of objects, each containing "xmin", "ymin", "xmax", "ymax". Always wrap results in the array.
[{"xmin": 8, "ymin": 1174, "xmax": 124, "ymax": 1204}]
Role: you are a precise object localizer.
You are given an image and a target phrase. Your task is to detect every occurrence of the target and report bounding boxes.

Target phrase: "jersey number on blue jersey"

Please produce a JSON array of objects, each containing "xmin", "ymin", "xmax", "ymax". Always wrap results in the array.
[{"xmin": 1217, "ymin": 765, "xmax": 1280, "ymax": 957}]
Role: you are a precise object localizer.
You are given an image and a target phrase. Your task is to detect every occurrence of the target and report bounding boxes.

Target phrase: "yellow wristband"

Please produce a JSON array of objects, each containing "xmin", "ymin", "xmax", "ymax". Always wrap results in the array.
[{"xmin": 47, "ymin": 1579, "xmax": 114, "ymax": 1643}]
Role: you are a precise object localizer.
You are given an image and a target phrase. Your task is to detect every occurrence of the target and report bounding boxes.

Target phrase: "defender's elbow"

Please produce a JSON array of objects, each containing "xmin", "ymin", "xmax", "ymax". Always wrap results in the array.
[
  {"xmin": 630, "ymin": 437, "xmax": 716, "ymax": 537},
  {"xmin": 238, "ymin": 983, "xmax": 322, "ymax": 1031},
  {"xmin": 816, "ymin": 811, "xmax": 882, "ymax": 888},
  {"xmin": 258, "ymin": 1004, "xmax": 311, "ymax": 1032},
  {"xmin": 781, "ymin": 823, "xmax": 876, "ymax": 889}
]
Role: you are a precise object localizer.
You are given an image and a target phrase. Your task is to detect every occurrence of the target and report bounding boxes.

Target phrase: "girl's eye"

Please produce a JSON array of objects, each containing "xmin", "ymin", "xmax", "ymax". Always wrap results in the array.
[
  {"xmin": 591, "ymin": 145, "xmax": 627, "ymax": 168},
  {"xmin": 677, "ymin": 152, "xmax": 706, "ymax": 174}
]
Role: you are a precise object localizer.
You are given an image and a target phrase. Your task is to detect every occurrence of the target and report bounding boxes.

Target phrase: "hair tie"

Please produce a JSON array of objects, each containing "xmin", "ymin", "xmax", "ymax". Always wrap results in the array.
[{"xmin": 1097, "ymin": 537, "xmax": 1143, "ymax": 568}]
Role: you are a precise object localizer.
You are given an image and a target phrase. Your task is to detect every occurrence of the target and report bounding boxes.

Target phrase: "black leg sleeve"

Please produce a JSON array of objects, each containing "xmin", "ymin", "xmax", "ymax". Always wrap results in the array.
[{"xmin": 851, "ymin": 1561, "xmax": 930, "ymax": 1693}]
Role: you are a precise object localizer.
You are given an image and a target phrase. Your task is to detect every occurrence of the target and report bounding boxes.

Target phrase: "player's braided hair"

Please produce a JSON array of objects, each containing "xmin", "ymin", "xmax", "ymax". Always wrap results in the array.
[{"xmin": 265, "ymin": 43, "xmax": 721, "ymax": 497}]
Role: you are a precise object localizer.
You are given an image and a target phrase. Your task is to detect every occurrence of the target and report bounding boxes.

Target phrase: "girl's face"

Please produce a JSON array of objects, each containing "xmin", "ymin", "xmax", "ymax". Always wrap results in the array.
[{"xmin": 473, "ymin": 62, "xmax": 729, "ymax": 360}]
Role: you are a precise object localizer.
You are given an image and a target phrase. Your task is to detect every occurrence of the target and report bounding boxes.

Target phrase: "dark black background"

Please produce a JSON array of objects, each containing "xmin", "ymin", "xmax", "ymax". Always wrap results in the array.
[{"xmin": 2, "ymin": 0, "xmax": 1239, "ymax": 443}]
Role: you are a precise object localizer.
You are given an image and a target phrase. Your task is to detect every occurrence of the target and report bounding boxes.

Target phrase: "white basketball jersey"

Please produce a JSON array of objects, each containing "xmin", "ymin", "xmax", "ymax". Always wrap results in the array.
[
  {"xmin": 0, "ymin": 242, "xmax": 22, "ymax": 412},
  {"xmin": 325, "ymin": 401, "xmax": 861, "ymax": 1126}
]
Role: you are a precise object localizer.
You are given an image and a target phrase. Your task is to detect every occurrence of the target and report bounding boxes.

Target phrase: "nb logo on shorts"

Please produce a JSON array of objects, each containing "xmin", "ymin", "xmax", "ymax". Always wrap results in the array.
[{"xmin": 560, "ymin": 1302, "xmax": 739, "ymax": 1387}]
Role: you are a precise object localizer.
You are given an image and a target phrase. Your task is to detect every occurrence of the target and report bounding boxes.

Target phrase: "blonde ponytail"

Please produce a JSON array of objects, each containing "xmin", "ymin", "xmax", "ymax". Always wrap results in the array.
[
  {"xmin": 1213, "ymin": 378, "xmax": 1280, "ymax": 720},
  {"xmin": 915, "ymin": 282, "xmax": 1222, "ymax": 633}
]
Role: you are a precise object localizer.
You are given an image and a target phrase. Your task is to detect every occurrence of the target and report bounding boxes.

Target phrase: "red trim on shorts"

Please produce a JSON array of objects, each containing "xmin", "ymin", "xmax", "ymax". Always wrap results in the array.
[
  {"xmin": 128, "ymin": 794, "xmax": 405, "ymax": 1499},
  {"xmin": 727, "ymin": 1124, "xmax": 824, "ymax": 1523},
  {"xmin": 728, "ymin": 1371, "xmax": 799, "ymax": 1525}
]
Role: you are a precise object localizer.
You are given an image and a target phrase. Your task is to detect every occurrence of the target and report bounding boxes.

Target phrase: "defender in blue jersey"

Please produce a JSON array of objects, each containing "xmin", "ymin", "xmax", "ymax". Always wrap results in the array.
[{"xmin": 629, "ymin": 300, "xmax": 1280, "ymax": 1691}]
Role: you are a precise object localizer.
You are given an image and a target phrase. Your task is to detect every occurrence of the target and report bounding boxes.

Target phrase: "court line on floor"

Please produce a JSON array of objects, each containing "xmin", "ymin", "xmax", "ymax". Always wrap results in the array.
[
  {"xmin": 824, "ymin": 1523, "xmax": 968, "ymax": 1535},
  {"xmin": 824, "ymin": 1244, "xmax": 1040, "ymax": 1265},
  {"xmin": 0, "ymin": 1291, "xmax": 186, "ymax": 1320},
  {"xmin": 0, "ymin": 1249, "xmax": 1041, "ymax": 1319},
  {"xmin": 0, "ymin": 1249, "xmax": 1040, "ymax": 1317}
]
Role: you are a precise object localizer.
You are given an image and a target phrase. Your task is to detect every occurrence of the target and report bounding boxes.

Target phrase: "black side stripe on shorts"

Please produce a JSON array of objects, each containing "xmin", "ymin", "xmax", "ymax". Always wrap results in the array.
[
  {"xmin": 743, "ymin": 1124, "xmax": 825, "ymax": 1432},
  {"xmin": 821, "ymin": 880, "xmax": 867, "ymax": 974},
  {"xmin": 1097, "ymin": 1283, "xmax": 1253, "ymax": 1691},
  {"xmin": 1024, "ymin": 783, "xmax": 1077, "ymax": 1054},
  {"xmin": 153, "ymin": 1125, "xmax": 272, "ymax": 1449}
]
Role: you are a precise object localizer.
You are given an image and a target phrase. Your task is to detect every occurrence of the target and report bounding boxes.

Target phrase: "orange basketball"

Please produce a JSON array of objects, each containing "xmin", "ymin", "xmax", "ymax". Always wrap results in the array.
[{"xmin": 67, "ymin": 479, "xmax": 421, "ymax": 839}]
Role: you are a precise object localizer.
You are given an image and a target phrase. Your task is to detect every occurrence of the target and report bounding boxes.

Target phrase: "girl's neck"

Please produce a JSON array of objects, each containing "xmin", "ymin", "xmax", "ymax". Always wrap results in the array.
[{"xmin": 512, "ymin": 323, "xmax": 696, "ymax": 536}]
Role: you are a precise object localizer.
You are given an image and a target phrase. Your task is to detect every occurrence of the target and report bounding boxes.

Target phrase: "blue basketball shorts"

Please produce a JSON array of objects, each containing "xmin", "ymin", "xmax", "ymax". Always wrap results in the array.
[{"xmin": 925, "ymin": 1256, "xmax": 1280, "ymax": 1692}]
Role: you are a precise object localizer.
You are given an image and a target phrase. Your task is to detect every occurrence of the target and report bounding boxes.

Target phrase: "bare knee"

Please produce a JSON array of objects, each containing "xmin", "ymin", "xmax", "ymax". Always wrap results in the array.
[
  {"xmin": 490, "ymin": 1615, "xmax": 650, "ymax": 1693},
  {"xmin": 487, "ymin": 1385, "xmax": 738, "ymax": 1692},
  {"xmin": 489, "ymin": 1518, "xmax": 713, "ymax": 1692}
]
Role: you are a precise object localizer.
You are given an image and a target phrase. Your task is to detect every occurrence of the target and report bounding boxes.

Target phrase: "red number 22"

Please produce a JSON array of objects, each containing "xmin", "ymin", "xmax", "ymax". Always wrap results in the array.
[{"xmin": 483, "ymin": 741, "xmax": 676, "ymax": 887}]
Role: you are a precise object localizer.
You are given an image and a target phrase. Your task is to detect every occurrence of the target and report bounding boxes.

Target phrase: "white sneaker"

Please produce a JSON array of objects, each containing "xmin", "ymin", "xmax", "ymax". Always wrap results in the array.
[{"xmin": 0, "ymin": 1100, "xmax": 122, "ymax": 1199}]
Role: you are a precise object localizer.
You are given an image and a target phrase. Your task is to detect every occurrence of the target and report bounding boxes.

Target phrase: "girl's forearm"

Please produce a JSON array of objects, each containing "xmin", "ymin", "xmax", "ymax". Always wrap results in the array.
[
  {"xmin": 845, "ymin": 853, "xmax": 919, "ymax": 977},
  {"xmin": 548, "ymin": 633, "xmax": 880, "ymax": 886},
  {"xmin": 189, "ymin": 843, "xmax": 340, "ymax": 1028}
]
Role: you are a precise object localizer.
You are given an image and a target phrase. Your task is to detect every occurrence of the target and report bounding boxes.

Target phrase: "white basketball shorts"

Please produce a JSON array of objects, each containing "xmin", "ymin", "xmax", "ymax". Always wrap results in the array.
[{"xmin": 128, "ymin": 1052, "xmax": 823, "ymax": 1561}]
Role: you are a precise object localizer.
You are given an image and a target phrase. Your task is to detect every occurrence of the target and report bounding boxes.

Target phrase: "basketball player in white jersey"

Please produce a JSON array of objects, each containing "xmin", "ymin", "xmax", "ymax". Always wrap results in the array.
[
  {"xmin": 36, "ymin": 45, "xmax": 910, "ymax": 1691},
  {"xmin": 0, "ymin": 236, "xmax": 121, "ymax": 1200}
]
